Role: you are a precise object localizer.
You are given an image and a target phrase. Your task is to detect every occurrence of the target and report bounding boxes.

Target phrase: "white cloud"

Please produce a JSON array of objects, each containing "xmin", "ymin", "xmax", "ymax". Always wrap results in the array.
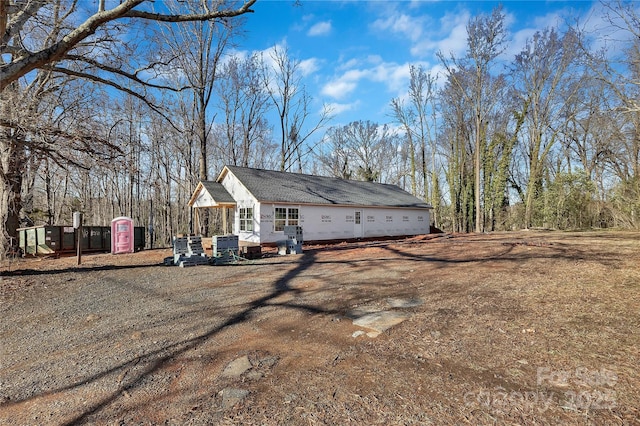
[
  {"xmin": 322, "ymin": 59, "xmax": 426, "ymax": 102},
  {"xmin": 410, "ymin": 9, "xmax": 470, "ymax": 58},
  {"xmin": 326, "ymin": 102, "xmax": 357, "ymax": 116},
  {"xmin": 532, "ymin": 11, "xmax": 565, "ymax": 30},
  {"xmin": 321, "ymin": 74, "xmax": 360, "ymax": 99},
  {"xmin": 366, "ymin": 54, "xmax": 383, "ymax": 65},
  {"xmin": 502, "ymin": 10, "xmax": 565, "ymax": 61},
  {"xmin": 370, "ymin": 62, "xmax": 409, "ymax": 93},
  {"xmin": 429, "ymin": 63, "xmax": 447, "ymax": 84},
  {"xmin": 503, "ymin": 4, "xmax": 620, "ymax": 61},
  {"xmin": 221, "ymin": 49, "xmax": 249, "ymax": 67},
  {"xmin": 337, "ymin": 57, "xmax": 361, "ymax": 71},
  {"xmin": 322, "ymin": 81, "xmax": 356, "ymax": 100},
  {"xmin": 372, "ymin": 12, "xmax": 424, "ymax": 42},
  {"xmin": 299, "ymin": 58, "xmax": 321, "ymax": 76},
  {"xmin": 504, "ymin": 27, "xmax": 536, "ymax": 61},
  {"xmin": 577, "ymin": 2, "xmax": 640, "ymax": 56},
  {"xmin": 258, "ymin": 42, "xmax": 286, "ymax": 71},
  {"xmin": 503, "ymin": 10, "xmax": 517, "ymax": 29},
  {"xmin": 257, "ymin": 41, "xmax": 320, "ymax": 78},
  {"xmin": 308, "ymin": 21, "xmax": 332, "ymax": 37}
]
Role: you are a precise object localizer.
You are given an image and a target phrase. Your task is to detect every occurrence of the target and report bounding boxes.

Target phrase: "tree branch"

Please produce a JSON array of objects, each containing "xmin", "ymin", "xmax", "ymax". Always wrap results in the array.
[
  {"xmin": 1, "ymin": 1, "xmax": 46, "ymax": 49},
  {"xmin": 61, "ymin": 54, "xmax": 189, "ymax": 92},
  {"xmin": 1, "ymin": 0, "xmax": 145, "ymax": 91},
  {"xmin": 123, "ymin": 0, "xmax": 256, "ymax": 22},
  {"xmin": 0, "ymin": 0, "xmax": 256, "ymax": 91},
  {"xmin": 45, "ymin": 65, "xmax": 181, "ymax": 132}
]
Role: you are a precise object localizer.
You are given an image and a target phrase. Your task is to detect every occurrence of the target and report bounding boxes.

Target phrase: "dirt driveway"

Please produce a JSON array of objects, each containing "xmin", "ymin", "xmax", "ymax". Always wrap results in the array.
[{"xmin": 1, "ymin": 231, "xmax": 638, "ymax": 425}]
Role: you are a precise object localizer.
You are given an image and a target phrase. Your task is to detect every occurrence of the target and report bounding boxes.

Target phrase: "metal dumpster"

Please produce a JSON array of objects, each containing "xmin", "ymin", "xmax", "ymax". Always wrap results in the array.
[{"xmin": 17, "ymin": 224, "xmax": 145, "ymax": 256}]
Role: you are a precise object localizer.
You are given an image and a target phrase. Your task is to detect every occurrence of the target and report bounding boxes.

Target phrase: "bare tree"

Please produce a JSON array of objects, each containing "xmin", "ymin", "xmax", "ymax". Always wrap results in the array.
[
  {"xmin": 0, "ymin": 0, "xmax": 255, "ymax": 255},
  {"xmin": 262, "ymin": 45, "xmax": 333, "ymax": 172},
  {"xmin": 511, "ymin": 28, "xmax": 583, "ymax": 228},
  {"xmin": 390, "ymin": 96, "xmax": 418, "ymax": 194},
  {"xmin": 575, "ymin": 1, "xmax": 640, "ymax": 228},
  {"xmin": 560, "ymin": 75, "xmax": 617, "ymax": 198},
  {"xmin": 159, "ymin": 2, "xmax": 246, "ymax": 234},
  {"xmin": 216, "ymin": 53, "xmax": 271, "ymax": 167},
  {"xmin": 160, "ymin": 2, "xmax": 245, "ymax": 182},
  {"xmin": 579, "ymin": 0, "xmax": 640, "ymax": 115},
  {"xmin": 315, "ymin": 126, "xmax": 355, "ymax": 180},
  {"xmin": 438, "ymin": 70, "xmax": 475, "ymax": 232},
  {"xmin": 438, "ymin": 6, "xmax": 507, "ymax": 232},
  {"xmin": 390, "ymin": 65, "xmax": 440, "ymax": 221},
  {"xmin": 317, "ymin": 120, "xmax": 392, "ymax": 183},
  {"xmin": 482, "ymin": 88, "xmax": 527, "ymax": 231},
  {"xmin": 1, "ymin": 67, "xmax": 119, "ymax": 252}
]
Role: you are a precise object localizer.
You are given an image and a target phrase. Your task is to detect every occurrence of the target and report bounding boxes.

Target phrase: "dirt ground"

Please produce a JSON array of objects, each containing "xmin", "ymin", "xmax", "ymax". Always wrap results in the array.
[{"xmin": 1, "ymin": 231, "xmax": 638, "ymax": 425}]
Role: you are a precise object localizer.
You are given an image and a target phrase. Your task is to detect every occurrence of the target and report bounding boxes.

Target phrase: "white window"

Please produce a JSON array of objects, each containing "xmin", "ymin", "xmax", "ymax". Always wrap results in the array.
[
  {"xmin": 239, "ymin": 208, "xmax": 253, "ymax": 232},
  {"xmin": 274, "ymin": 207, "xmax": 299, "ymax": 232}
]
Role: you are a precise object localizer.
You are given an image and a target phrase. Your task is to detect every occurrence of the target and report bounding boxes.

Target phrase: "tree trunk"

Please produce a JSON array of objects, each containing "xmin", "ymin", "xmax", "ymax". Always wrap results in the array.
[
  {"xmin": 45, "ymin": 159, "xmax": 53, "ymax": 225},
  {"xmin": 524, "ymin": 156, "xmax": 541, "ymax": 229},
  {"xmin": 197, "ymin": 93, "xmax": 210, "ymax": 235},
  {"xmin": 0, "ymin": 133, "xmax": 25, "ymax": 256},
  {"xmin": 475, "ymin": 114, "xmax": 482, "ymax": 232},
  {"xmin": 408, "ymin": 131, "xmax": 416, "ymax": 196}
]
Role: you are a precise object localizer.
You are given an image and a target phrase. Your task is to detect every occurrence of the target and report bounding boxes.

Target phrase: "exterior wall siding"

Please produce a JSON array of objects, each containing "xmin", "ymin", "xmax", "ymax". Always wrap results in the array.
[
  {"xmin": 191, "ymin": 188, "xmax": 215, "ymax": 208},
  {"xmin": 256, "ymin": 204, "xmax": 430, "ymax": 244},
  {"xmin": 220, "ymin": 170, "xmax": 431, "ymax": 244},
  {"xmin": 221, "ymin": 172, "xmax": 260, "ymax": 243}
]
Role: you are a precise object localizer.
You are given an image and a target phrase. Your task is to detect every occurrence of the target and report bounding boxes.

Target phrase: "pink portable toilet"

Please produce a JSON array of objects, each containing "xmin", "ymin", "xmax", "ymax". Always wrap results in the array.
[{"xmin": 111, "ymin": 216, "xmax": 134, "ymax": 254}]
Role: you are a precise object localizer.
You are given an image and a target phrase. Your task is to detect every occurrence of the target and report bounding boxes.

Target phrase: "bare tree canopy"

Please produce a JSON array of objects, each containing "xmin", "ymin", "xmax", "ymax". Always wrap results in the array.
[
  {"xmin": 0, "ymin": 0, "xmax": 256, "ymax": 91},
  {"xmin": 0, "ymin": 0, "xmax": 255, "ymax": 256},
  {"xmin": 262, "ymin": 45, "xmax": 333, "ymax": 172}
]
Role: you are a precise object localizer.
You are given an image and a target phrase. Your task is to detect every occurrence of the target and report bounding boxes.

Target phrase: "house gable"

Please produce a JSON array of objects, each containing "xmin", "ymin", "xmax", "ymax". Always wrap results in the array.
[{"xmin": 188, "ymin": 181, "xmax": 236, "ymax": 208}]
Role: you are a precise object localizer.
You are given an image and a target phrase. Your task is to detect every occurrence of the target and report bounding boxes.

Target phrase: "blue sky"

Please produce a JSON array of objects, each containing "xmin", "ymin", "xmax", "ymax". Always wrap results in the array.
[{"xmin": 236, "ymin": 0, "xmax": 601, "ymax": 128}]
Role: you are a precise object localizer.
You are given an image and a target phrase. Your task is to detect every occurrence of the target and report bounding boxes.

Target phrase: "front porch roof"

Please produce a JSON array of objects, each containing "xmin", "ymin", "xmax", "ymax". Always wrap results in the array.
[{"xmin": 188, "ymin": 181, "xmax": 236, "ymax": 208}]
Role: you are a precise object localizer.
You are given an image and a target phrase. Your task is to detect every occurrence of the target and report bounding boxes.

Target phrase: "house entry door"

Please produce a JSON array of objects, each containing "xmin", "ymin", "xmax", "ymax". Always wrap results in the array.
[{"xmin": 354, "ymin": 210, "xmax": 363, "ymax": 238}]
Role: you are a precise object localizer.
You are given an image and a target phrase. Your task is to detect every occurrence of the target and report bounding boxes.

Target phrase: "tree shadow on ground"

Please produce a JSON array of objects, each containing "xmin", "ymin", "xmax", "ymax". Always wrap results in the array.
[
  {"xmin": 23, "ymin": 251, "xmax": 329, "ymax": 425},
  {"xmin": 0, "ymin": 263, "xmax": 155, "ymax": 277},
  {"xmin": 4, "ymin": 234, "xmax": 630, "ymax": 423}
]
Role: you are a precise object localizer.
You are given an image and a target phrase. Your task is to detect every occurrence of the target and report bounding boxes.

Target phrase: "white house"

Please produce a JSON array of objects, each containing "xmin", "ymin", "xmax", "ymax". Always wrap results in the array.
[{"xmin": 188, "ymin": 166, "xmax": 432, "ymax": 244}]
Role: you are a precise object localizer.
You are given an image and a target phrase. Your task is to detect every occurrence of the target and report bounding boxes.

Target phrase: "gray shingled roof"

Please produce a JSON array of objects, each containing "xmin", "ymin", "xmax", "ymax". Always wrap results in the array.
[
  {"xmin": 219, "ymin": 166, "xmax": 431, "ymax": 209},
  {"xmin": 201, "ymin": 181, "xmax": 235, "ymax": 204}
]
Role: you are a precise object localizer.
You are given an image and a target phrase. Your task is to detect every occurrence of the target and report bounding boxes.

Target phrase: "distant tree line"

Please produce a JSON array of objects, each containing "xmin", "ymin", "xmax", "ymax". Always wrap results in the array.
[{"xmin": 1, "ymin": 1, "xmax": 639, "ymax": 255}]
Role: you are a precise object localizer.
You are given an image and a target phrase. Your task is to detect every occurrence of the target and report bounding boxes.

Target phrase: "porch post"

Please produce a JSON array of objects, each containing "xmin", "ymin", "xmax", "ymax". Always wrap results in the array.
[
  {"xmin": 194, "ymin": 207, "xmax": 201, "ymax": 236},
  {"xmin": 222, "ymin": 206, "xmax": 227, "ymax": 235}
]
